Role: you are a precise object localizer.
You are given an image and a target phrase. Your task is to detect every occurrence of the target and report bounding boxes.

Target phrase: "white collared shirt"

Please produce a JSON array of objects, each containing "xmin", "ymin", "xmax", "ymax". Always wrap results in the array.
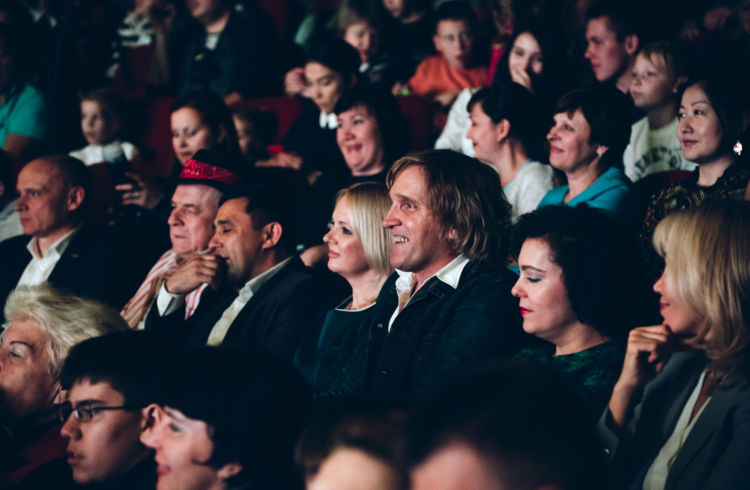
[
  {"xmin": 387, "ymin": 254, "xmax": 469, "ymax": 331},
  {"xmin": 206, "ymin": 256, "xmax": 293, "ymax": 345},
  {"xmin": 319, "ymin": 112, "xmax": 338, "ymax": 129},
  {"xmin": 17, "ymin": 227, "xmax": 80, "ymax": 287}
]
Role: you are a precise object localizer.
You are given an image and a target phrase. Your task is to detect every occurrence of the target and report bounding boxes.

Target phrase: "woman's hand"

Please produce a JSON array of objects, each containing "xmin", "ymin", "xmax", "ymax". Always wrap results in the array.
[
  {"xmin": 115, "ymin": 172, "xmax": 164, "ymax": 209},
  {"xmin": 509, "ymin": 65, "xmax": 534, "ymax": 93},
  {"xmin": 608, "ymin": 325, "xmax": 684, "ymax": 429},
  {"xmin": 284, "ymin": 67, "xmax": 307, "ymax": 97}
]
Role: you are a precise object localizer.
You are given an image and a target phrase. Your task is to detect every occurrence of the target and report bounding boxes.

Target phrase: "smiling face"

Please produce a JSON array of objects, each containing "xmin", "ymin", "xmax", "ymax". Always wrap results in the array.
[
  {"xmin": 344, "ymin": 21, "xmax": 378, "ymax": 63},
  {"xmin": 171, "ymin": 107, "xmax": 220, "ymax": 165},
  {"xmin": 0, "ymin": 320, "xmax": 59, "ymax": 428},
  {"xmin": 629, "ymin": 52, "xmax": 677, "ymax": 110},
  {"xmin": 209, "ymin": 197, "xmax": 267, "ymax": 288},
  {"xmin": 653, "ymin": 267, "xmax": 702, "ymax": 337},
  {"xmin": 168, "ymin": 184, "xmax": 222, "ymax": 256},
  {"xmin": 585, "ymin": 16, "xmax": 630, "ymax": 83},
  {"xmin": 80, "ymin": 100, "xmax": 118, "ymax": 147},
  {"xmin": 60, "ymin": 380, "xmax": 145, "ymax": 485},
  {"xmin": 140, "ymin": 406, "xmax": 222, "ymax": 490},
  {"xmin": 466, "ymin": 103, "xmax": 502, "ymax": 162},
  {"xmin": 15, "ymin": 159, "xmax": 81, "ymax": 240},
  {"xmin": 323, "ymin": 196, "xmax": 370, "ymax": 280},
  {"xmin": 678, "ymin": 84, "xmax": 725, "ymax": 164},
  {"xmin": 383, "ymin": 165, "xmax": 457, "ymax": 282},
  {"xmin": 433, "ymin": 19, "xmax": 474, "ymax": 69},
  {"xmin": 547, "ymin": 109, "xmax": 601, "ymax": 175},
  {"xmin": 508, "ymin": 32, "xmax": 544, "ymax": 78},
  {"xmin": 511, "ymin": 238, "xmax": 580, "ymax": 342},
  {"xmin": 336, "ymin": 105, "xmax": 384, "ymax": 176},
  {"xmin": 305, "ymin": 62, "xmax": 347, "ymax": 114}
]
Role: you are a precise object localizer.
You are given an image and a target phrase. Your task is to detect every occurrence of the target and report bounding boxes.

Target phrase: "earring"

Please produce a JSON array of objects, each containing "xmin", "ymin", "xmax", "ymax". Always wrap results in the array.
[{"xmin": 734, "ymin": 140, "xmax": 743, "ymax": 156}]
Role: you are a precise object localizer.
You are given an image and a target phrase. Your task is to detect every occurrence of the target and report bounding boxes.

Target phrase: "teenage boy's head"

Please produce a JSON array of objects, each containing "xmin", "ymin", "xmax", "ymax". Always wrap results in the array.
[
  {"xmin": 584, "ymin": 2, "xmax": 639, "ymax": 89},
  {"xmin": 432, "ymin": 1, "xmax": 478, "ymax": 69},
  {"xmin": 59, "ymin": 331, "xmax": 167, "ymax": 485},
  {"xmin": 629, "ymin": 40, "xmax": 691, "ymax": 112}
]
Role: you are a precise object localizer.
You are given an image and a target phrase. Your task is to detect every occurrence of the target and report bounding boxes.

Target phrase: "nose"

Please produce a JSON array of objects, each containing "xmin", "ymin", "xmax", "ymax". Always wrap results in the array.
[
  {"xmin": 382, "ymin": 203, "xmax": 399, "ymax": 229},
  {"xmin": 510, "ymin": 276, "xmax": 524, "ymax": 298},
  {"xmin": 208, "ymin": 231, "xmax": 221, "ymax": 250},
  {"xmin": 584, "ymin": 43, "xmax": 594, "ymax": 59},
  {"xmin": 653, "ymin": 269, "xmax": 666, "ymax": 294},
  {"xmin": 140, "ymin": 404, "xmax": 164, "ymax": 449},
  {"xmin": 547, "ymin": 126, "xmax": 558, "ymax": 142},
  {"xmin": 678, "ymin": 114, "xmax": 692, "ymax": 134},
  {"xmin": 322, "ymin": 227, "xmax": 333, "ymax": 244},
  {"xmin": 60, "ymin": 412, "xmax": 80, "ymax": 441},
  {"xmin": 15, "ymin": 194, "xmax": 26, "ymax": 211},
  {"xmin": 167, "ymin": 208, "xmax": 183, "ymax": 227}
]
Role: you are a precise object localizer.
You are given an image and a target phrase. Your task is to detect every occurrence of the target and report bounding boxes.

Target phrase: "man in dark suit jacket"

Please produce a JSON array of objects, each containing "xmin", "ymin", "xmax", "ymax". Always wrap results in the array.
[
  {"xmin": 147, "ymin": 187, "xmax": 331, "ymax": 360},
  {"xmin": 0, "ymin": 155, "xmax": 140, "ymax": 319}
]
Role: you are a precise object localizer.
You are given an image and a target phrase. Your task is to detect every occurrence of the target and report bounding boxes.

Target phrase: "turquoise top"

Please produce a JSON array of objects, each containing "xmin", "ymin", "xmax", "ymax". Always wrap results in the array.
[
  {"xmin": 0, "ymin": 83, "xmax": 51, "ymax": 145},
  {"xmin": 537, "ymin": 166, "xmax": 633, "ymax": 224}
]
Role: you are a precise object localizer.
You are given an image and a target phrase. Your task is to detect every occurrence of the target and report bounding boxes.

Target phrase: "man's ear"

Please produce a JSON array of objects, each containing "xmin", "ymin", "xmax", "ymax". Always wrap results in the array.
[
  {"xmin": 624, "ymin": 34, "xmax": 639, "ymax": 56},
  {"xmin": 261, "ymin": 222, "xmax": 283, "ymax": 250},
  {"xmin": 595, "ymin": 145, "xmax": 609, "ymax": 157},
  {"xmin": 53, "ymin": 382, "xmax": 65, "ymax": 405},
  {"xmin": 66, "ymin": 186, "xmax": 85, "ymax": 212},
  {"xmin": 673, "ymin": 75, "xmax": 689, "ymax": 93},
  {"xmin": 217, "ymin": 461, "xmax": 243, "ymax": 481}
]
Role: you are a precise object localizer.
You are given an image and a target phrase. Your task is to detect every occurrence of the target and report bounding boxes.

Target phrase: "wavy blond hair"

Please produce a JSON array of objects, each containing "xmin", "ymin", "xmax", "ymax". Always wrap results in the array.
[{"xmin": 652, "ymin": 200, "xmax": 750, "ymax": 382}]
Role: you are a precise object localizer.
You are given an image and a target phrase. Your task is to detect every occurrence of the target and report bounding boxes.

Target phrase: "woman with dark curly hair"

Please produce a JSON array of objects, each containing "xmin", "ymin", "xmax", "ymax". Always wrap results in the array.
[{"xmin": 511, "ymin": 205, "xmax": 649, "ymax": 419}]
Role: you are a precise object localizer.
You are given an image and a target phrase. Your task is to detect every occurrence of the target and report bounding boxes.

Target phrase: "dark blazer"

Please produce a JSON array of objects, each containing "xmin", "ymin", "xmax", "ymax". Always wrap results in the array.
[
  {"xmin": 598, "ymin": 351, "xmax": 750, "ymax": 490},
  {"xmin": 329, "ymin": 260, "xmax": 523, "ymax": 398},
  {"xmin": 0, "ymin": 227, "xmax": 142, "ymax": 320},
  {"xmin": 146, "ymin": 257, "xmax": 331, "ymax": 361}
]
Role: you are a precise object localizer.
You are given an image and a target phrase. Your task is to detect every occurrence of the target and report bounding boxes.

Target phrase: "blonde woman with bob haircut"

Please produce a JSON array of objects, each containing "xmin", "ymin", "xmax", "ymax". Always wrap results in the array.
[
  {"xmin": 599, "ymin": 199, "xmax": 750, "ymax": 490},
  {"xmin": 295, "ymin": 182, "xmax": 392, "ymax": 392}
]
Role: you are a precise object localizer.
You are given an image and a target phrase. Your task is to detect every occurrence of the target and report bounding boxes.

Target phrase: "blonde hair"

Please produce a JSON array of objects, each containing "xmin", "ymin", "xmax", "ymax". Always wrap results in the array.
[
  {"xmin": 4, "ymin": 285, "xmax": 128, "ymax": 378},
  {"xmin": 652, "ymin": 200, "xmax": 750, "ymax": 381},
  {"xmin": 335, "ymin": 182, "xmax": 393, "ymax": 276}
]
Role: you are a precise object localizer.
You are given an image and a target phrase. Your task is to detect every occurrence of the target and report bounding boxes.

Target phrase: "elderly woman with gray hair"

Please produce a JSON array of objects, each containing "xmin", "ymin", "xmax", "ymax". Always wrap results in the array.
[{"xmin": 0, "ymin": 285, "xmax": 127, "ymax": 487}]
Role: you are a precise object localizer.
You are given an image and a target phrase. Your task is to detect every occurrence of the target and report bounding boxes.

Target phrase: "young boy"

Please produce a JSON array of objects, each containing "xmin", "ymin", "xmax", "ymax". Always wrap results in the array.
[
  {"xmin": 400, "ymin": 0, "xmax": 487, "ymax": 107},
  {"xmin": 59, "ymin": 331, "xmax": 166, "ymax": 488},
  {"xmin": 623, "ymin": 41, "xmax": 697, "ymax": 181}
]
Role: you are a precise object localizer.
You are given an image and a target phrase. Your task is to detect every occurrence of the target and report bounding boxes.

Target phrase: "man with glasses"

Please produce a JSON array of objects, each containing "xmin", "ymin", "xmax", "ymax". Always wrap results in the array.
[
  {"xmin": 58, "ymin": 330, "xmax": 166, "ymax": 487},
  {"xmin": 0, "ymin": 286, "xmax": 126, "ymax": 488}
]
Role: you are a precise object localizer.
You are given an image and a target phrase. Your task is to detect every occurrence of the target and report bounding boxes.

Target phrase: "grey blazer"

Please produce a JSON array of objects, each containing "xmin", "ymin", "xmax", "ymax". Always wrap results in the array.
[{"xmin": 598, "ymin": 351, "xmax": 750, "ymax": 490}]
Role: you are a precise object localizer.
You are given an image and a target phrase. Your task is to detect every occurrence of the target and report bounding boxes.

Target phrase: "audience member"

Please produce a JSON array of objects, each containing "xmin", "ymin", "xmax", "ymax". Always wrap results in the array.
[
  {"xmin": 330, "ymin": 149, "xmax": 522, "ymax": 398},
  {"xmin": 295, "ymin": 183, "xmax": 392, "ymax": 392},
  {"xmin": 379, "ymin": 0, "xmax": 434, "ymax": 77},
  {"xmin": 296, "ymin": 401, "xmax": 409, "ymax": 490},
  {"xmin": 624, "ymin": 40, "xmax": 696, "ymax": 181},
  {"xmin": 538, "ymin": 87, "xmax": 634, "ymax": 225},
  {"xmin": 297, "ymin": 84, "xmax": 408, "ymax": 259},
  {"xmin": 58, "ymin": 330, "xmax": 165, "ymax": 488},
  {"xmin": 0, "ymin": 285, "xmax": 127, "ymax": 488},
  {"xmin": 231, "ymin": 107, "xmax": 276, "ymax": 166},
  {"xmin": 399, "ymin": 1, "xmax": 488, "ymax": 108},
  {"xmin": 69, "ymin": 87, "xmax": 140, "ymax": 166},
  {"xmin": 0, "ymin": 150, "xmax": 21, "ymax": 242},
  {"xmin": 120, "ymin": 148, "xmax": 244, "ymax": 328},
  {"xmin": 466, "ymin": 84, "xmax": 557, "ymax": 222},
  {"xmin": 640, "ymin": 70, "xmax": 750, "ymax": 279},
  {"xmin": 141, "ymin": 346, "xmax": 311, "ymax": 490},
  {"xmin": 435, "ymin": 23, "xmax": 566, "ymax": 156},
  {"xmin": 0, "ymin": 22, "xmax": 51, "ymax": 171},
  {"xmin": 601, "ymin": 200, "xmax": 750, "ymax": 489},
  {"xmin": 511, "ymin": 205, "xmax": 648, "ymax": 419},
  {"xmin": 410, "ymin": 364, "xmax": 604, "ymax": 490},
  {"xmin": 152, "ymin": 0, "xmax": 279, "ymax": 102},
  {"xmin": 279, "ymin": 38, "xmax": 360, "ymax": 178},
  {"xmin": 147, "ymin": 186, "xmax": 332, "ymax": 359},
  {"xmin": 0, "ymin": 155, "xmax": 143, "ymax": 321},
  {"xmin": 584, "ymin": 1, "xmax": 640, "ymax": 94}
]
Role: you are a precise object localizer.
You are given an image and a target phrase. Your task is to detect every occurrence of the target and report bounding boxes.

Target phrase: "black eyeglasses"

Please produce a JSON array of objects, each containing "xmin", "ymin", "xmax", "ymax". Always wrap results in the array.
[{"xmin": 58, "ymin": 401, "xmax": 139, "ymax": 423}]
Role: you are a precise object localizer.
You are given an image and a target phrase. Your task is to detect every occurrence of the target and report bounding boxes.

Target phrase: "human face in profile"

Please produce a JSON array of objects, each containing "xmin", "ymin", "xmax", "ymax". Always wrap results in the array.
[
  {"xmin": 323, "ymin": 196, "xmax": 370, "ymax": 280},
  {"xmin": 678, "ymin": 84, "xmax": 724, "ymax": 165},
  {"xmin": 304, "ymin": 62, "xmax": 348, "ymax": 114}
]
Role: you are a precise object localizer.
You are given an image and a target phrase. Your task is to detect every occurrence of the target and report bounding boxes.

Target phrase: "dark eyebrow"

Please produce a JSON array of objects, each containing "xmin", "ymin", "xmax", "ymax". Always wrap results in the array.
[
  {"xmin": 215, "ymin": 219, "xmax": 233, "ymax": 227},
  {"xmin": 519, "ymin": 265, "xmax": 545, "ymax": 274}
]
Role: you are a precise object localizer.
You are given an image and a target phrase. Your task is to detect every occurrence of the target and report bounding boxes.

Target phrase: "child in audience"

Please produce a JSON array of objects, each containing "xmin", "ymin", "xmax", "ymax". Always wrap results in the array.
[
  {"xmin": 232, "ymin": 107, "xmax": 276, "ymax": 165},
  {"xmin": 396, "ymin": 1, "xmax": 488, "ymax": 107},
  {"xmin": 69, "ymin": 88, "xmax": 139, "ymax": 166},
  {"xmin": 624, "ymin": 41, "xmax": 697, "ymax": 181}
]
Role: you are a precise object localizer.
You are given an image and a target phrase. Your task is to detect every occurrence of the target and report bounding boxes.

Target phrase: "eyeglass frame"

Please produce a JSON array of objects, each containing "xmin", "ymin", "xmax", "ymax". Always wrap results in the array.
[{"xmin": 58, "ymin": 400, "xmax": 140, "ymax": 424}]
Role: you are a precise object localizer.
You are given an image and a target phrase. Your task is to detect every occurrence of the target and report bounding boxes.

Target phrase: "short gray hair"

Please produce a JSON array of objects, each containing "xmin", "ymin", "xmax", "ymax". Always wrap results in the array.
[{"xmin": 3, "ymin": 286, "xmax": 128, "ymax": 378}]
